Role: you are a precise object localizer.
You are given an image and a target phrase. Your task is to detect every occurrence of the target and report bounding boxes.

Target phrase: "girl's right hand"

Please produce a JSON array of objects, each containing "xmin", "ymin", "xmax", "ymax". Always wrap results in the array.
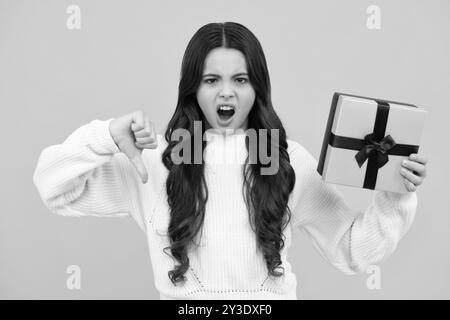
[{"xmin": 109, "ymin": 110, "xmax": 158, "ymax": 184}]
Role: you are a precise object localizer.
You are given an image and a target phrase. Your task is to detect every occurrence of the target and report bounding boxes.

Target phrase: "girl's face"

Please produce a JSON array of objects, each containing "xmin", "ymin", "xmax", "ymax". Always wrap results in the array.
[{"xmin": 196, "ymin": 47, "xmax": 256, "ymax": 133}]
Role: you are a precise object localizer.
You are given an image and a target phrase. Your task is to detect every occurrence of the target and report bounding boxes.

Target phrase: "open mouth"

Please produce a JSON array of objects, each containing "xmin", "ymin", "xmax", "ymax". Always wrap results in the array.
[{"xmin": 217, "ymin": 104, "xmax": 236, "ymax": 122}]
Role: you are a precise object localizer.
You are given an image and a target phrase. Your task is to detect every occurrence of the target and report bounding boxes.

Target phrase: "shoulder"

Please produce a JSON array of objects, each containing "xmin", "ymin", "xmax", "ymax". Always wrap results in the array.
[
  {"xmin": 285, "ymin": 138, "xmax": 325, "ymax": 212},
  {"xmin": 285, "ymin": 137, "xmax": 320, "ymax": 185},
  {"xmin": 286, "ymin": 138, "xmax": 302, "ymax": 156},
  {"xmin": 286, "ymin": 138, "xmax": 316, "ymax": 165}
]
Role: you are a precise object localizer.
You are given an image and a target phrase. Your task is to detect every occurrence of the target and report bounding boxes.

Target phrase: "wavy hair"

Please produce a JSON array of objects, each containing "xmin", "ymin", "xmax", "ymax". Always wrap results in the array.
[{"xmin": 162, "ymin": 22, "xmax": 296, "ymax": 285}]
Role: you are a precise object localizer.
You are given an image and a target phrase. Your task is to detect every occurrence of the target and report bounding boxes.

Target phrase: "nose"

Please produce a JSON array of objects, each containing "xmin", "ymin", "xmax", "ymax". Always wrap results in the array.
[
  {"xmin": 219, "ymin": 92, "xmax": 233, "ymax": 99},
  {"xmin": 219, "ymin": 82, "xmax": 234, "ymax": 99}
]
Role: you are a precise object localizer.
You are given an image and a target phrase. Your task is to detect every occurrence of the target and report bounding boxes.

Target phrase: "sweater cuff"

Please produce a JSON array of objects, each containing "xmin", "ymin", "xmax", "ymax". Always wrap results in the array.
[{"xmin": 86, "ymin": 118, "xmax": 121, "ymax": 155}]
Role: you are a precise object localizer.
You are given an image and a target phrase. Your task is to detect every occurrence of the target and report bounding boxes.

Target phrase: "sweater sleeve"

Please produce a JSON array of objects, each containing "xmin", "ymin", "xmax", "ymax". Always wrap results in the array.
[
  {"xmin": 32, "ymin": 118, "xmax": 148, "ymax": 232},
  {"xmin": 288, "ymin": 142, "xmax": 418, "ymax": 275}
]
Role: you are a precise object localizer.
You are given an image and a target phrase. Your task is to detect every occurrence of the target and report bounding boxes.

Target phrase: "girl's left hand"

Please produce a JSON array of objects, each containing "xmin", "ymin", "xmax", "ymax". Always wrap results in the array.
[{"xmin": 400, "ymin": 153, "xmax": 428, "ymax": 192}]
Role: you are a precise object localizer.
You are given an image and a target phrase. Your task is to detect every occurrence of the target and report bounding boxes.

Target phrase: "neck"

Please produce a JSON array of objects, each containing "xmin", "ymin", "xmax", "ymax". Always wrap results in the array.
[{"xmin": 203, "ymin": 130, "xmax": 247, "ymax": 165}]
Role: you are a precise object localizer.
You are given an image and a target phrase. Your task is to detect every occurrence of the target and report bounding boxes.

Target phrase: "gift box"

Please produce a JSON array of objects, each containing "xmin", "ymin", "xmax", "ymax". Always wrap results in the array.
[{"xmin": 317, "ymin": 92, "xmax": 427, "ymax": 194}]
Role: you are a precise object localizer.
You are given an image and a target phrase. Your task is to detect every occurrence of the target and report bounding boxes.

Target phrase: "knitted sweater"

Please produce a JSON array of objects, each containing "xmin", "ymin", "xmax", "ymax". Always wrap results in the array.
[{"xmin": 32, "ymin": 119, "xmax": 418, "ymax": 300}]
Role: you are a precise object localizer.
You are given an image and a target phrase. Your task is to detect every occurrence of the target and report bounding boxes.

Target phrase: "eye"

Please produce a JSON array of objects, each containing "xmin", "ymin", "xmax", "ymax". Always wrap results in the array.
[
  {"xmin": 236, "ymin": 78, "xmax": 248, "ymax": 84},
  {"xmin": 204, "ymin": 78, "xmax": 216, "ymax": 84}
]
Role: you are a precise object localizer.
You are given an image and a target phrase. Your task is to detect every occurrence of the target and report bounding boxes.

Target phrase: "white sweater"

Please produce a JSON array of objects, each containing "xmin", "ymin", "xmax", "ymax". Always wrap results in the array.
[{"xmin": 32, "ymin": 119, "xmax": 418, "ymax": 300}]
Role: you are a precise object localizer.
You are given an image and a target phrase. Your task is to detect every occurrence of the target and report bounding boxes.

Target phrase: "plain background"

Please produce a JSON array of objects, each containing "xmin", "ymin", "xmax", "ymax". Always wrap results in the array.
[{"xmin": 1, "ymin": 0, "xmax": 449, "ymax": 299}]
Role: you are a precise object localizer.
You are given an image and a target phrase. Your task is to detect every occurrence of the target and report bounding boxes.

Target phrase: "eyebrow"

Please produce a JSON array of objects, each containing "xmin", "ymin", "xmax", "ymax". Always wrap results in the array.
[{"xmin": 202, "ymin": 72, "xmax": 248, "ymax": 78}]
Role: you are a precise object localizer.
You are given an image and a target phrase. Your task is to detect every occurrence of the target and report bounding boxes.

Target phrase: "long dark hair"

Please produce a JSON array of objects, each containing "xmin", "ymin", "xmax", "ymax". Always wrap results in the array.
[{"xmin": 162, "ymin": 22, "xmax": 296, "ymax": 285}]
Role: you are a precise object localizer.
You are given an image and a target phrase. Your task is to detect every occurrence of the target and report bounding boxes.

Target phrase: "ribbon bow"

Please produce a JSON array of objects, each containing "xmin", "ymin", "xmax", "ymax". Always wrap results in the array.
[{"xmin": 354, "ymin": 133, "xmax": 396, "ymax": 168}]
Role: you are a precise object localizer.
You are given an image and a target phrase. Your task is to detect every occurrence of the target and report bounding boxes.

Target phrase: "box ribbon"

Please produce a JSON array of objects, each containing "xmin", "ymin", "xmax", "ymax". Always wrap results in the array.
[{"xmin": 328, "ymin": 100, "xmax": 419, "ymax": 189}]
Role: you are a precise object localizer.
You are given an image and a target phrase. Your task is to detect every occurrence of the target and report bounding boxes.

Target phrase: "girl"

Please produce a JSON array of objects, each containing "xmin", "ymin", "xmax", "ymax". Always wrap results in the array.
[{"xmin": 33, "ymin": 22, "xmax": 428, "ymax": 299}]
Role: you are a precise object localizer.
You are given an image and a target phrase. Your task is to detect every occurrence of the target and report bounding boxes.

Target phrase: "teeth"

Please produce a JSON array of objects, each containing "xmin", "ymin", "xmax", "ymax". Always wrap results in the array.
[{"xmin": 219, "ymin": 105, "xmax": 234, "ymax": 111}]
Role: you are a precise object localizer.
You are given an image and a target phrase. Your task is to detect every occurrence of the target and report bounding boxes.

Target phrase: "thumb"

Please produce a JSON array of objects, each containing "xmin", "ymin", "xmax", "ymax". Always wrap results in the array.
[
  {"xmin": 130, "ymin": 153, "xmax": 149, "ymax": 184},
  {"xmin": 120, "ymin": 142, "xmax": 149, "ymax": 184}
]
